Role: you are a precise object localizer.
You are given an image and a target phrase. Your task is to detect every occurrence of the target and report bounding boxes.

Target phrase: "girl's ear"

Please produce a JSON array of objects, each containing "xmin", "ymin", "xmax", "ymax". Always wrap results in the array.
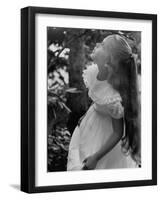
[{"xmin": 105, "ymin": 52, "xmax": 112, "ymax": 64}]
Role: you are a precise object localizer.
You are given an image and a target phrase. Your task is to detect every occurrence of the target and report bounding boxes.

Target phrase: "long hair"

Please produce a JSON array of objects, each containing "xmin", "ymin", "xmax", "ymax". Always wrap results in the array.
[{"xmin": 106, "ymin": 35, "xmax": 141, "ymax": 164}]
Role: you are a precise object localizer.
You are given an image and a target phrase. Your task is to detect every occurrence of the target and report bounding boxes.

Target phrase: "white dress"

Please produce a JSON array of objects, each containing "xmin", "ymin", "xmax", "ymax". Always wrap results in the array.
[{"xmin": 67, "ymin": 64, "xmax": 137, "ymax": 170}]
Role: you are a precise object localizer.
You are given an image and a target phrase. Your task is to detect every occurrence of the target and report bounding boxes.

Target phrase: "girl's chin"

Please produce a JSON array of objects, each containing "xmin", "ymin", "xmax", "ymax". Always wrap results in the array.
[{"xmin": 90, "ymin": 52, "xmax": 95, "ymax": 60}]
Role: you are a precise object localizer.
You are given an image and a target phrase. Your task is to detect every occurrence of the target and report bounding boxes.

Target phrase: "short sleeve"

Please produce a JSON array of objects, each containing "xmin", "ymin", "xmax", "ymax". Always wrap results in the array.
[{"xmin": 106, "ymin": 97, "xmax": 124, "ymax": 119}]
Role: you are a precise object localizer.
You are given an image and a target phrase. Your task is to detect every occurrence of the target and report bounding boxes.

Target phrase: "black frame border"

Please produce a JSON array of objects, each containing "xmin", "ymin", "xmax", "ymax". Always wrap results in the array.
[{"xmin": 21, "ymin": 6, "xmax": 157, "ymax": 193}]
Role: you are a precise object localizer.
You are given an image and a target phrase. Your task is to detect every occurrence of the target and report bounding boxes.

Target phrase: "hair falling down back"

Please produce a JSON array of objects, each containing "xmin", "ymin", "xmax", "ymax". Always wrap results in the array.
[
  {"xmin": 119, "ymin": 56, "xmax": 141, "ymax": 165},
  {"xmin": 107, "ymin": 35, "xmax": 141, "ymax": 165}
]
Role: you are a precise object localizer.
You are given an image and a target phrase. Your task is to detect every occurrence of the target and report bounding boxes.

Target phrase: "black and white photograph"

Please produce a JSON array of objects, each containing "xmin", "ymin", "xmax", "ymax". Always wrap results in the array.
[
  {"xmin": 20, "ymin": 6, "xmax": 157, "ymax": 193},
  {"xmin": 47, "ymin": 27, "xmax": 141, "ymax": 172}
]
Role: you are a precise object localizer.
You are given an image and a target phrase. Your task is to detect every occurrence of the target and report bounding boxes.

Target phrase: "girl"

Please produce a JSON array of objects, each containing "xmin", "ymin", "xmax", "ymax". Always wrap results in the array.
[{"xmin": 67, "ymin": 34, "xmax": 141, "ymax": 170}]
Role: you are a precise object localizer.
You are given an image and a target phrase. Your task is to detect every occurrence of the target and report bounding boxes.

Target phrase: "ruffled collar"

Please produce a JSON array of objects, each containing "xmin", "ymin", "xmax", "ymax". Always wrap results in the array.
[{"xmin": 83, "ymin": 63, "xmax": 121, "ymax": 105}]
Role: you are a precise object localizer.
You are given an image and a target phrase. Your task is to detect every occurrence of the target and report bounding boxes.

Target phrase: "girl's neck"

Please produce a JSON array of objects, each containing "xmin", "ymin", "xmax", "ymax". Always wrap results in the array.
[{"xmin": 96, "ymin": 65, "xmax": 109, "ymax": 81}]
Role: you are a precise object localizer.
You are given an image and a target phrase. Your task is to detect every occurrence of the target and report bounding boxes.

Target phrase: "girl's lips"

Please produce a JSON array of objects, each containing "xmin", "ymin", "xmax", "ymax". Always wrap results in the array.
[
  {"xmin": 91, "ymin": 47, "xmax": 97, "ymax": 59},
  {"xmin": 92, "ymin": 48, "xmax": 96, "ymax": 53},
  {"xmin": 90, "ymin": 52, "xmax": 94, "ymax": 59}
]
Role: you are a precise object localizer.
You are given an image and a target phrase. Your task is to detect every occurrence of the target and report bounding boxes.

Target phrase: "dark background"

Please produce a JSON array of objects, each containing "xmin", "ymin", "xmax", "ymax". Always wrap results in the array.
[{"xmin": 47, "ymin": 27, "xmax": 141, "ymax": 172}]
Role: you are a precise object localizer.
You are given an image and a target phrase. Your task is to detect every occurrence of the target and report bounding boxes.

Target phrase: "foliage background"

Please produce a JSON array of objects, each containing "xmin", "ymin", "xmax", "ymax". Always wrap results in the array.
[{"xmin": 47, "ymin": 27, "xmax": 141, "ymax": 172}]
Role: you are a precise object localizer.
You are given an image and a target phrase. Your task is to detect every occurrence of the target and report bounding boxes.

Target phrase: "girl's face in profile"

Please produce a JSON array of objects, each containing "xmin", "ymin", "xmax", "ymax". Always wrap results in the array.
[
  {"xmin": 91, "ymin": 37, "xmax": 111, "ymax": 73},
  {"xmin": 91, "ymin": 37, "xmax": 112, "ymax": 76}
]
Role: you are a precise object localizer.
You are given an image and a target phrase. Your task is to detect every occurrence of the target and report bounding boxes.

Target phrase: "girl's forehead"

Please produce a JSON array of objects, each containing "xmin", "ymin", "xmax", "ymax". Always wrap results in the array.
[
  {"xmin": 102, "ymin": 37, "xmax": 114, "ymax": 52},
  {"xmin": 103, "ymin": 36, "xmax": 115, "ymax": 45}
]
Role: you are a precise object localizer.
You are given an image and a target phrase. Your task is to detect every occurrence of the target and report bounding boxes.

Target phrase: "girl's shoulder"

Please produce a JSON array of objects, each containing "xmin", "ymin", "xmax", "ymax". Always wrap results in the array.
[{"xmin": 82, "ymin": 63, "xmax": 122, "ymax": 105}]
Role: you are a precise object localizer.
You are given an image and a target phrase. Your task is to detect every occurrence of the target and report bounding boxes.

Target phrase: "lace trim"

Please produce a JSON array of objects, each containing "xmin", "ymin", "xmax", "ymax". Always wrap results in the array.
[
  {"xmin": 82, "ymin": 70, "xmax": 90, "ymax": 88},
  {"xmin": 106, "ymin": 96, "xmax": 122, "ymax": 105},
  {"xmin": 82, "ymin": 64, "xmax": 98, "ymax": 89},
  {"xmin": 89, "ymin": 89, "xmax": 122, "ymax": 105}
]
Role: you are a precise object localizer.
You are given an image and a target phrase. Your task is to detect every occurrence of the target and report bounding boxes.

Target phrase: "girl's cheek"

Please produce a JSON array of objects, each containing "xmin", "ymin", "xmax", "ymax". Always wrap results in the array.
[{"xmin": 93, "ymin": 51, "xmax": 100, "ymax": 61}]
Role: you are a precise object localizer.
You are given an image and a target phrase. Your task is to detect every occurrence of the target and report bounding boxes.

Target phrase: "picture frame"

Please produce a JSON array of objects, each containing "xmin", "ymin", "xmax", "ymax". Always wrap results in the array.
[{"xmin": 21, "ymin": 6, "xmax": 157, "ymax": 193}]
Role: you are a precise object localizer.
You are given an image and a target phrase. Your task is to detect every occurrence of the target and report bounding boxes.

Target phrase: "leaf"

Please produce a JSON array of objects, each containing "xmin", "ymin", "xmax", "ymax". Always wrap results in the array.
[
  {"xmin": 59, "ymin": 143, "xmax": 68, "ymax": 151},
  {"xmin": 64, "ymin": 130, "xmax": 71, "ymax": 136},
  {"xmin": 61, "ymin": 102, "xmax": 71, "ymax": 113},
  {"xmin": 58, "ymin": 101, "xmax": 64, "ymax": 109},
  {"xmin": 65, "ymin": 87, "xmax": 82, "ymax": 93},
  {"xmin": 51, "ymin": 146, "xmax": 60, "ymax": 152}
]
